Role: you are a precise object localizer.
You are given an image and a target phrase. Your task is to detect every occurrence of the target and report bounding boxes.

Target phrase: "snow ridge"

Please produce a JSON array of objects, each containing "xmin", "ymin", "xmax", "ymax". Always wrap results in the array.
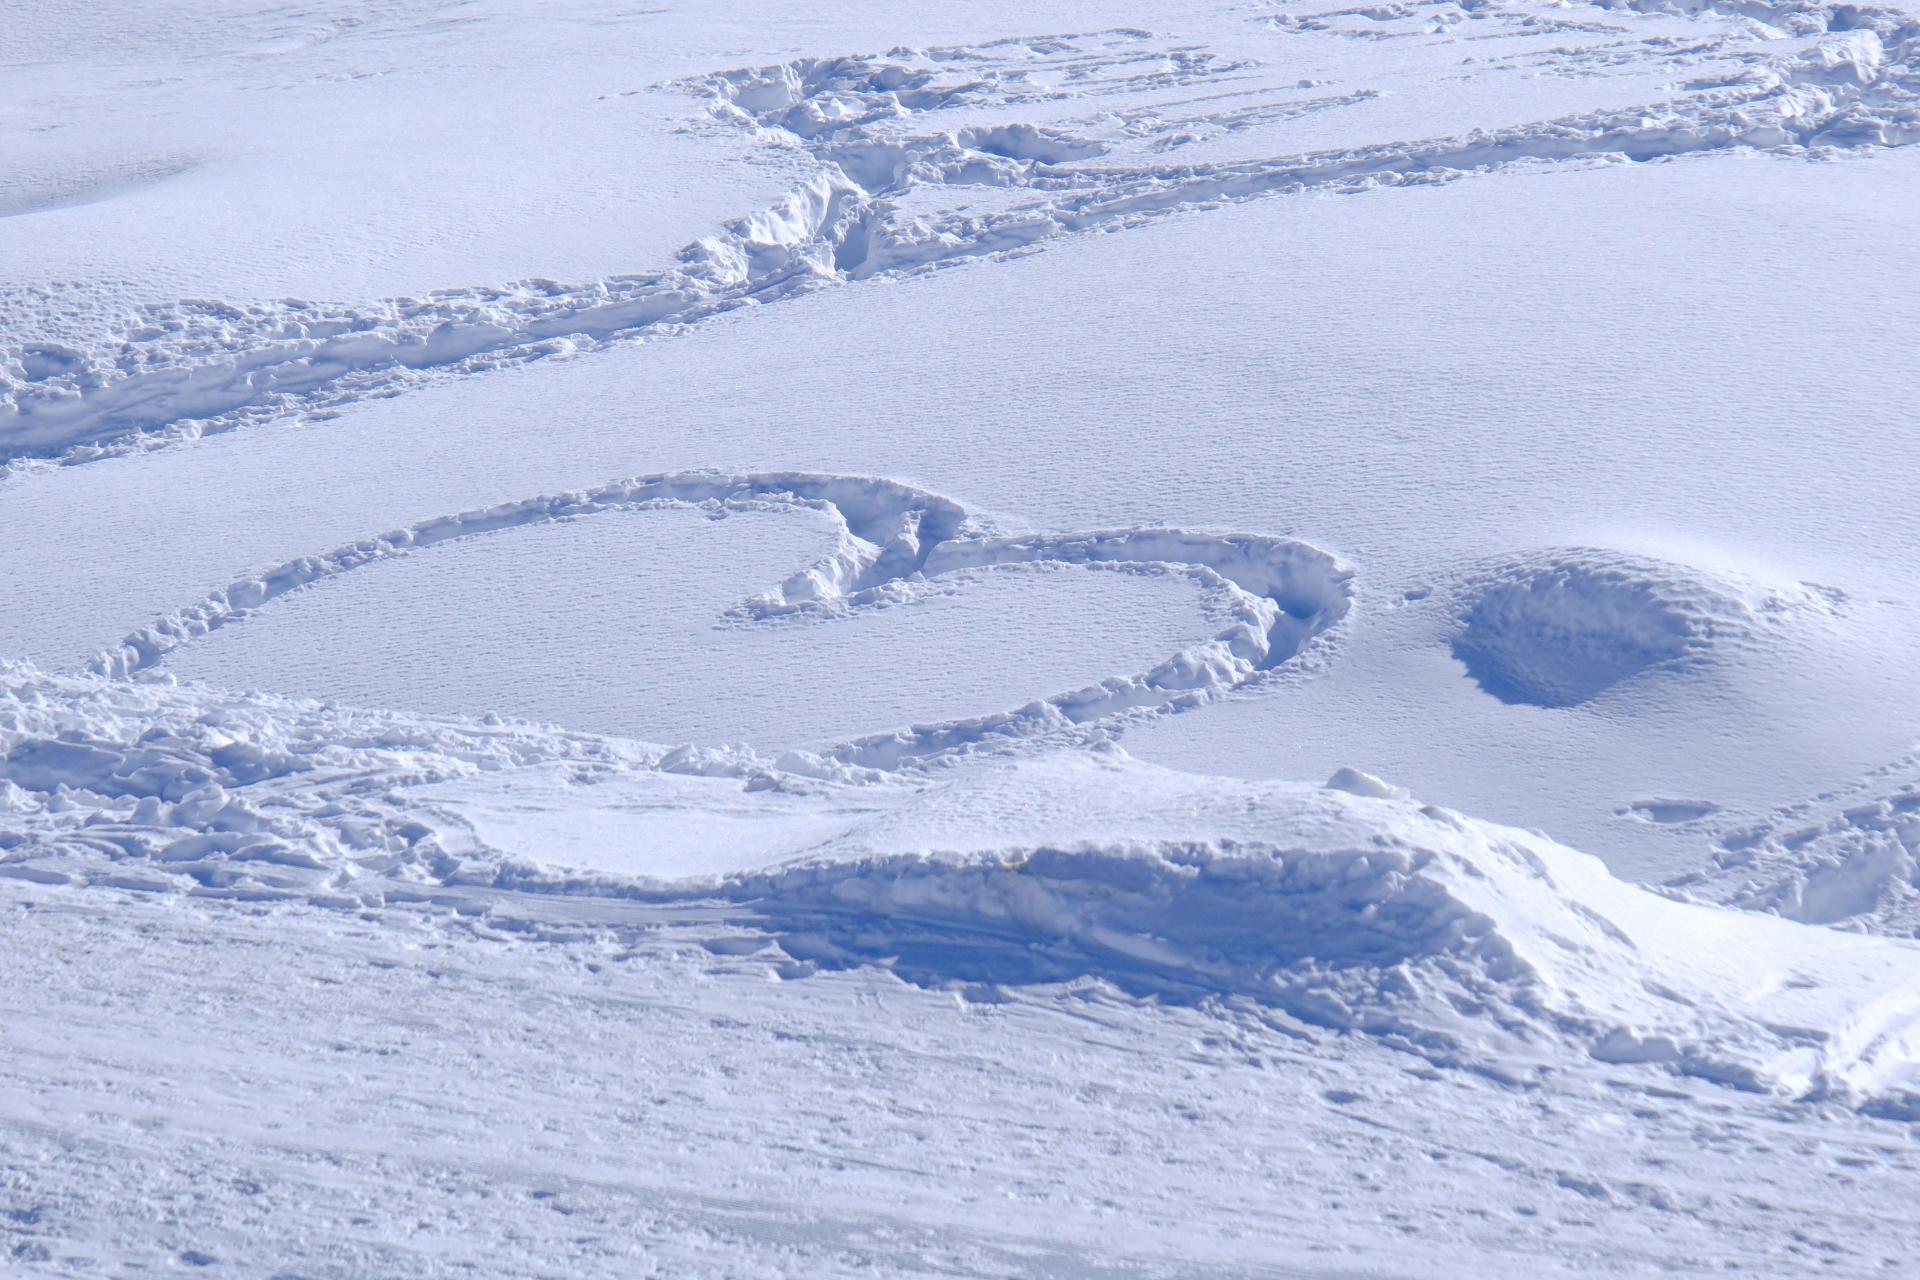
[
  {"xmin": 562, "ymin": 756, "xmax": 1920, "ymax": 1113},
  {"xmin": 683, "ymin": 819, "xmax": 1920, "ymax": 1106},
  {"xmin": 14, "ymin": 671, "xmax": 1920, "ymax": 1118},
  {"xmin": 4, "ymin": 5, "xmax": 1915, "ymax": 467}
]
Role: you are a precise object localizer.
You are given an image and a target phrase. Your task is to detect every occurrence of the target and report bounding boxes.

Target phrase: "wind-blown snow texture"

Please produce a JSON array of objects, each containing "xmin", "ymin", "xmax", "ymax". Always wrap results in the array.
[{"xmin": 5, "ymin": 0, "xmax": 1920, "ymax": 1275}]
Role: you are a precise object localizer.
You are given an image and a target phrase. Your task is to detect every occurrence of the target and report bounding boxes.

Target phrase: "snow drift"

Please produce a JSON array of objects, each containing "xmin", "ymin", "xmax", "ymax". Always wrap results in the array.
[
  {"xmin": 11, "ymin": 659, "xmax": 1916, "ymax": 1114},
  {"xmin": 673, "ymin": 754, "xmax": 1920, "ymax": 1110}
]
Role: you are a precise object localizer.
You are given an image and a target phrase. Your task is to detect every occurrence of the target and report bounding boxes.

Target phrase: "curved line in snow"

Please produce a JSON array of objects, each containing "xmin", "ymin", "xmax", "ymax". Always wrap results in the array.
[{"xmin": 88, "ymin": 470, "xmax": 1353, "ymax": 771}]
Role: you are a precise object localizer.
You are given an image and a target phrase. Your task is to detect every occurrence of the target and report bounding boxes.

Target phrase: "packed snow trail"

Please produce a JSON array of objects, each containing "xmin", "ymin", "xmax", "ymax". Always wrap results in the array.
[
  {"xmin": 84, "ymin": 470, "xmax": 1351, "ymax": 770},
  {"xmin": 3, "ymin": 2, "xmax": 1916, "ymax": 466}
]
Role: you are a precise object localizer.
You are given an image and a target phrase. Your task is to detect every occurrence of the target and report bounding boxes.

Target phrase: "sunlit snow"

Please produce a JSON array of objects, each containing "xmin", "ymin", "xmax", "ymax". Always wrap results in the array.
[{"xmin": 5, "ymin": 0, "xmax": 1920, "ymax": 1274}]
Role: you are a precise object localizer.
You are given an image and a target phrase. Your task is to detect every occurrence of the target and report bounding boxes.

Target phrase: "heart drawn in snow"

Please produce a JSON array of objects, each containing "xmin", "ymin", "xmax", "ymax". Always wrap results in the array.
[{"xmin": 91, "ymin": 471, "xmax": 1352, "ymax": 771}]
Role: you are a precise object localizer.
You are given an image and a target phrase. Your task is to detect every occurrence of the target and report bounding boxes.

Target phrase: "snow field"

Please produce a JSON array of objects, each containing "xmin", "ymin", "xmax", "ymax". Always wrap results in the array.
[
  {"xmin": 7, "ymin": 2, "xmax": 1916, "ymax": 465},
  {"xmin": 6, "ymin": 0, "xmax": 1920, "ymax": 1272}
]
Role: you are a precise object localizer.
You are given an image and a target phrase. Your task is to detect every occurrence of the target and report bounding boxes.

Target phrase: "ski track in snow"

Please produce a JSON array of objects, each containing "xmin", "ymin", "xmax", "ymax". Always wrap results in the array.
[{"xmin": 1, "ymin": 0, "xmax": 1915, "ymax": 468}]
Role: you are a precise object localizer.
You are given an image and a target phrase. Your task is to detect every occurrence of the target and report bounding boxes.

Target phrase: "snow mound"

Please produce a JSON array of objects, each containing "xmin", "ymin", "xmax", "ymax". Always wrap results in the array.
[
  {"xmin": 672, "ymin": 756, "xmax": 1920, "ymax": 1108},
  {"xmin": 1449, "ymin": 549, "xmax": 1833, "ymax": 707},
  {"xmin": 1324, "ymin": 765, "xmax": 1408, "ymax": 799}
]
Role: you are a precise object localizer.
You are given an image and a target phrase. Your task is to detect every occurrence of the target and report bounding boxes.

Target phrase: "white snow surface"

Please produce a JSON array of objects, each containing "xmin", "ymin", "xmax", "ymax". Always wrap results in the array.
[{"xmin": 6, "ymin": 0, "xmax": 1920, "ymax": 1274}]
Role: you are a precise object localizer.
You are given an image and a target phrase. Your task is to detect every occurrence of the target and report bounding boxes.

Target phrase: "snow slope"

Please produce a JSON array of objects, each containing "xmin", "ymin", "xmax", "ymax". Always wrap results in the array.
[
  {"xmin": 17, "ymin": 874, "xmax": 1920, "ymax": 1278},
  {"xmin": 8, "ymin": 669, "xmax": 1920, "ymax": 1273},
  {"xmin": 5, "ymin": 1, "xmax": 1919, "ymax": 871},
  {"xmin": 8, "ymin": 0, "xmax": 1917, "ymax": 464},
  {"xmin": 6, "ymin": 0, "xmax": 1920, "ymax": 1273}
]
